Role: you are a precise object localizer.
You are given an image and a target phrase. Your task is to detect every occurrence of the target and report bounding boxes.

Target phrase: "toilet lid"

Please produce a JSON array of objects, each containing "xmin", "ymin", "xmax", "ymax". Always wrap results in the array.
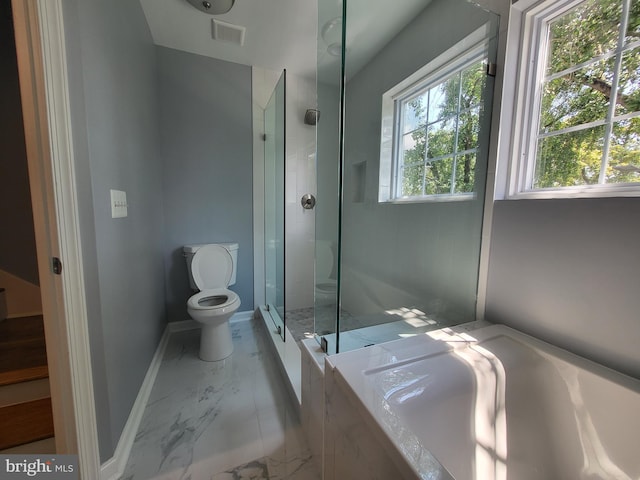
[{"xmin": 191, "ymin": 244, "xmax": 233, "ymax": 290}]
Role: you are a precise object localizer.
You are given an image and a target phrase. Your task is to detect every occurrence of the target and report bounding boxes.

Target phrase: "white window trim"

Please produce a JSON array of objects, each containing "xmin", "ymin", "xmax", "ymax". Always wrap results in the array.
[
  {"xmin": 378, "ymin": 24, "xmax": 493, "ymax": 203},
  {"xmin": 497, "ymin": 0, "xmax": 640, "ymax": 200}
]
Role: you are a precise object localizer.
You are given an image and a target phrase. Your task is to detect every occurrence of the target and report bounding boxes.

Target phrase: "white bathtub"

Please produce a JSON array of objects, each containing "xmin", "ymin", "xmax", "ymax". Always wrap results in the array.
[{"xmin": 328, "ymin": 324, "xmax": 640, "ymax": 479}]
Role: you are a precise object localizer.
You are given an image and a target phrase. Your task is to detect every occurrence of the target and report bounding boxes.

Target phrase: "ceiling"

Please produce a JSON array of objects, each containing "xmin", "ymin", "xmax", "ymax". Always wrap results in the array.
[
  {"xmin": 140, "ymin": 0, "xmax": 318, "ymax": 78},
  {"xmin": 140, "ymin": 0, "xmax": 434, "ymax": 80}
]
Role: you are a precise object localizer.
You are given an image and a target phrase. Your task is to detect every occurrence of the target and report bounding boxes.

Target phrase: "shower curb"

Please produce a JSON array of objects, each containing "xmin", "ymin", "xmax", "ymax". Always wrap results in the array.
[{"xmin": 256, "ymin": 307, "xmax": 302, "ymax": 411}]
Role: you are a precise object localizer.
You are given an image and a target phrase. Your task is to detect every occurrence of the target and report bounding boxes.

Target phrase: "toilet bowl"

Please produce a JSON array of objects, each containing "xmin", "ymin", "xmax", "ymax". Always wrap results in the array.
[
  {"xmin": 315, "ymin": 240, "xmax": 337, "ymax": 307},
  {"xmin": 185, "ymin": 243, "xmax": 241, "ymax": 361}
]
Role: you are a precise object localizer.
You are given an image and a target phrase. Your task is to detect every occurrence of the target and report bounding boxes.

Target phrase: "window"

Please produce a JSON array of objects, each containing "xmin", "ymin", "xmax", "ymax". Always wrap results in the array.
[
  {"xmin": 396, "ymin": 60, "xmax": 485, "ymax": 198},
  {"xmin": 508, "ymin": 0, "xmax": 640, "ymax": 197},
  {"xmin": 378, "ymin": 28, "xmax": 491, "ymax": 203}
]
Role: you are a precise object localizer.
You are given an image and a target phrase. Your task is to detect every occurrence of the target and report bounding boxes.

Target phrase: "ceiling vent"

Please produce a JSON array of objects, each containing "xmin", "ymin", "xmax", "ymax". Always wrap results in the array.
[{"xmin": 212, "ymin": 19, "xmax": 246, "ymax": 46}]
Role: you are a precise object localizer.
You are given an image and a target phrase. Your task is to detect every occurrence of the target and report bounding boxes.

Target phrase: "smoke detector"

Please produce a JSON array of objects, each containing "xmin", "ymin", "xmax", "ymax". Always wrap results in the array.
[{"xmin": 185, "ymin": 0, "xmax": 235, "ymax": 15}]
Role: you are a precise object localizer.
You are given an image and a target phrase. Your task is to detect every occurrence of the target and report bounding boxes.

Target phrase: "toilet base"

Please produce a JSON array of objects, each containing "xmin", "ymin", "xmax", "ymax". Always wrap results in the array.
[{"xmin": 199, "ymin": 321, "xmax": 233, "ymax": 361}]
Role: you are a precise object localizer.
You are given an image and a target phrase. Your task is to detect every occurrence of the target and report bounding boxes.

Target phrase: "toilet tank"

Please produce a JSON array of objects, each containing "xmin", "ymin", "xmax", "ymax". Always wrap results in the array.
[{"xmin": 183, "ymin": 243, "xmax": 238, "ymax": 290}]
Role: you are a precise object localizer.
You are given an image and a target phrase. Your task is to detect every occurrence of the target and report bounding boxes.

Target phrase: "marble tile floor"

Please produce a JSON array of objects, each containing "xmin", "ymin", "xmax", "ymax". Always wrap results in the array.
[{"xmin": 120, "ymin": 318, "xmax": 320, "ymax": 480}]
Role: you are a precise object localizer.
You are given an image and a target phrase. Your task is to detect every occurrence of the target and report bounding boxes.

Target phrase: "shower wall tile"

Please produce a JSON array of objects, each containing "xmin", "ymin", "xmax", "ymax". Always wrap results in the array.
[
  {"xmin": 285, "ymin": 73, "xmax": 316, "ymax": 310},
  {"xmin": 253, "ymin": 67, "xmax": 315, "ymax": 312}
]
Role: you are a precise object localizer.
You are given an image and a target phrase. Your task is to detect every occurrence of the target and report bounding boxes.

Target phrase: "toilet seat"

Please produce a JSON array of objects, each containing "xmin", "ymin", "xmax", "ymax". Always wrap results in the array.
[
  {"xmin": 191, "ymin": 244, "xmax": 233, "ymax": 290},
  {"xmin": 188, "ymin": 288, "xmax": 240, "ymax": 313},
  {"xmin": 316, "ymin": 281, "xmax": 337, "ymax": 294}
]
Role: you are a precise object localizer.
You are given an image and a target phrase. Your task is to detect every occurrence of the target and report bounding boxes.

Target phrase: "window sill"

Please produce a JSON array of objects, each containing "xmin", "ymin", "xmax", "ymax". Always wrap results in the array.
[
  {"xmin": 381, "ymin": 193, "xmax": 476, "ymax": 204},
  {"xmin": 506, "ymin": 184, "xmax": 640, "ymax": 200}
]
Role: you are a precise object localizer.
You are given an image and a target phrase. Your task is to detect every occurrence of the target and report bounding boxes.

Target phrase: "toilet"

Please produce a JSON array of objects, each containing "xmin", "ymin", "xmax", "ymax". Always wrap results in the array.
[
  {"xmin": 315, "ymin": 240, "xmax": 337, "ymax": 307},
  {"xmin": 184, "ymin": 243, "xmax": 241, "ymax": 361}
]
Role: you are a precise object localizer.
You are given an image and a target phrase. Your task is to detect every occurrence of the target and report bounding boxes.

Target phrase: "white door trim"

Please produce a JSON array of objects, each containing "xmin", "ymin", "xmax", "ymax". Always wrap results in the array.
[{"xmin": 12, "ymin": 0, "xmax": 101, "ymax": 476}]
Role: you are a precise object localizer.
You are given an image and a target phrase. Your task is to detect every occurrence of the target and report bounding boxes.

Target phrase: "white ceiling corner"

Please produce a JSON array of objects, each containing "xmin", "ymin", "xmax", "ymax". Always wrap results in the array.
[
  {"xmin": 139, "ymin": 0, "xmax": 319, "ymax": 78},
  {"xmin": 140, "ymin": 0, "xmax": 438, "ymax": 81}
]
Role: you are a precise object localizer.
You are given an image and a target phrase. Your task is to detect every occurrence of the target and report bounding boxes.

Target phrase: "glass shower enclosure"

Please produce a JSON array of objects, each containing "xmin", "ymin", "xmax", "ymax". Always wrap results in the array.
[
  {"xmin": 264, "ymin": 71, "xmax": 286, "ymax": 339},
  {"xmin": 314, "ymin": 0, "xmax": 343, "ymax": 353},
  {"xmin": 314, "ymin": 0, "xmax": 500, "ymax": 354}
]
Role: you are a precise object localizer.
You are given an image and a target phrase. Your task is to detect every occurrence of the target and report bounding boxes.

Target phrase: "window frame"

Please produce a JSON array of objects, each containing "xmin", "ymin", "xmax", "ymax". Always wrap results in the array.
[
  {"xmin": 378, "ymin": 25, "xmax": 492, "ymax": 203},
  {"xmin": 502, "ymin": 0, "xmax": 640, "ymax": 199}
]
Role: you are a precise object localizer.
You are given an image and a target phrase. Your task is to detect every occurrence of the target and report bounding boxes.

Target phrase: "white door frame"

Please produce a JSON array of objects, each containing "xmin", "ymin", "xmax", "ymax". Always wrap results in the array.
[{"xmin": 12, "ymin": 0, "xmax": 101, "ymax": 476}]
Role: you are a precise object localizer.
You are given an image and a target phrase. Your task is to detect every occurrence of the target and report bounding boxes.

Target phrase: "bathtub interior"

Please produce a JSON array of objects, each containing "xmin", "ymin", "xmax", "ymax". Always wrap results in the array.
[{"xmin": 331, "ymin": 324, "xmax": 640, "ymax": 480}]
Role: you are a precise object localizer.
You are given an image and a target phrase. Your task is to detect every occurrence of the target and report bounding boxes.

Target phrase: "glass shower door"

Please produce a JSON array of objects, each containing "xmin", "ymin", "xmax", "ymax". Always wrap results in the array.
[
  {"xmin": 314, "ymin": 2, "xmax": 344, "ymax": 355},
  {"xmin": 264, "ymin": 71, "xmax": 286, "ymax": 339},
  {"xmin": 316, "ymin": 0, "xmax": 500, "ymax": 353}
]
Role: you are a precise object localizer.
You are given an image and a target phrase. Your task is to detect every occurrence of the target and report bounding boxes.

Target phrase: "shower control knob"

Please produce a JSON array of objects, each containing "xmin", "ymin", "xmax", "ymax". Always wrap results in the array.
[{"xmin": 301, "ymin": 194, "xmax": 316, "ymax": 210}]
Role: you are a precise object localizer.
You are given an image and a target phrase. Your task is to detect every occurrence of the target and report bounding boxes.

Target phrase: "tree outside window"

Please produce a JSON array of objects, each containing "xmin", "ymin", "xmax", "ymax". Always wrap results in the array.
[
  {"xmin": 395, "ymin": 59, "xmax": 486, "ymax": 199},
  {"xmin": 532, "ymin": 0, "xmax": 640, "ymax": 189}
]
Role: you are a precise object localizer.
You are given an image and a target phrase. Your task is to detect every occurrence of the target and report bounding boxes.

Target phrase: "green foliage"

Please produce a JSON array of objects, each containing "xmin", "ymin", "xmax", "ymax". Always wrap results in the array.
[
  {"xmin": 398, "ymin": 61, "xmax": 485, "ymax": 197},
  {"xmin": 535, "ymin": 0, "xmax": 640, "ymax": 188},
  {"xmin": 398, "ymin": 0, "xmax": 640, "ymax": 194}
]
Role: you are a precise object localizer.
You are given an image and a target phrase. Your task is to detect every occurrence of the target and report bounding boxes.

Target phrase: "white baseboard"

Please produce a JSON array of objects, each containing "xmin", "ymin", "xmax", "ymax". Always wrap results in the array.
[
  {"xmin": 100, "ymin": 324, "xmax": 172, "ymax": 480},
  {"xmin": 99, "ymin": 309, "xmax": 255, "ymax": 479}
]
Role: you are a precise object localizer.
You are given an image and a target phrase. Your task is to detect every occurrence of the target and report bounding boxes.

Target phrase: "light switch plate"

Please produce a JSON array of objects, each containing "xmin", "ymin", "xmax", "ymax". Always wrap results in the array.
[{"xmin": 110, "ymin": 189, "xmax": 128, "ymax": 218}]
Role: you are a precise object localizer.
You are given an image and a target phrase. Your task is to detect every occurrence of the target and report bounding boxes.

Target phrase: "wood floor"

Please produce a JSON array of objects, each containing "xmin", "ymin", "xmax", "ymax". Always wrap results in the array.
[{"xmin": 0, "ymin": 315, "xmax": 54, "ymax": 450}]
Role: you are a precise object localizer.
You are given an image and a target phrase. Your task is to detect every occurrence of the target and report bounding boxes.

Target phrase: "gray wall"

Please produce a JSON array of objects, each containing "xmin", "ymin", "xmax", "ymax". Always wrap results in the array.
[
  {"xmin": 340, "ymin": 0, "xmax": 494, "ymax": 323},
  {"xmin": 157, "ymin": 47, "xmax": 254, "ymax": 321},
  {"xmin": 0, "ymin": 1, "xmax": 38, "ymax": 285},
  {"xmin": 63, "ymin": 0, "xmax": 166, "ymax": 461},
  {"xmin": 485, "ymin": 198, "xmax": 640, "ymax": 379}
]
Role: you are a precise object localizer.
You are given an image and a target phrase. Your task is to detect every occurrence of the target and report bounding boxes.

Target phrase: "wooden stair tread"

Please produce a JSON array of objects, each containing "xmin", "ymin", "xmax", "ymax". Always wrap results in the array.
[
  {"xmin": 0, "ymin": 366, "xmax": 49, "ymax": 387},
  {"xmin": 0, "ymin": 315, "xmax": 53, "ymax": 450},
  {"xmin": 0, "ymin": 397, "xmax": 54, "ymax": 450}
]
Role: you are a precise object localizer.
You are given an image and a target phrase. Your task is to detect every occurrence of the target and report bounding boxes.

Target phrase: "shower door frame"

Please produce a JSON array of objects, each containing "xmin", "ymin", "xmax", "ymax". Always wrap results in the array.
[
  {"xmin": 263, "ymin": 69, "xmax": 286, "ymax": 340},
  {"xmin": 316, "ymin": 1, "xmax": 500, "ymax": 355}
]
